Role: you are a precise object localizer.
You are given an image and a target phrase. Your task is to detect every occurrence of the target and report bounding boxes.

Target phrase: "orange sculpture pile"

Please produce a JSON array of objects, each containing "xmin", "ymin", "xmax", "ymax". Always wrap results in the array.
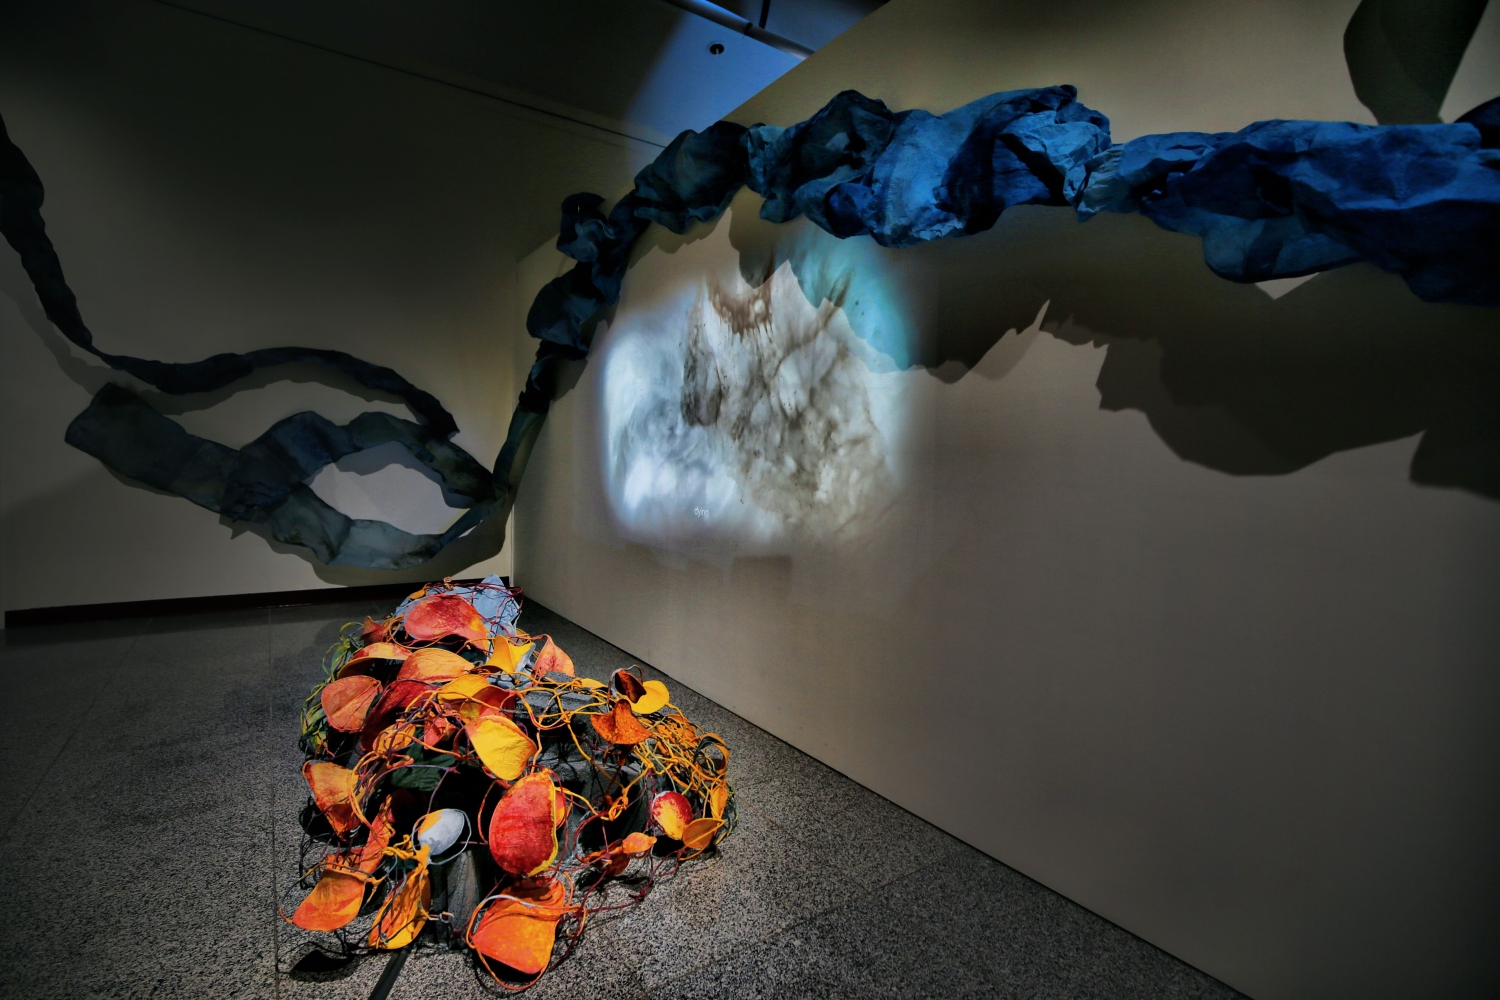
[{"xmin": 282, "ymin": 578, "xmax": 734, "ymax": 989}]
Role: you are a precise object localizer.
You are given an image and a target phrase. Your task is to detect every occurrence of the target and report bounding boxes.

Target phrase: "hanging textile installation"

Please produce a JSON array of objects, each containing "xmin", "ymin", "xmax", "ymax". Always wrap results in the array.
[
  {"xmin": 1, "ymin": 89, "xmax": 1496, "ymax": 569},
  {"xmin": 285, "ymin": 576, "xmax": 734, "ymax": 987}
]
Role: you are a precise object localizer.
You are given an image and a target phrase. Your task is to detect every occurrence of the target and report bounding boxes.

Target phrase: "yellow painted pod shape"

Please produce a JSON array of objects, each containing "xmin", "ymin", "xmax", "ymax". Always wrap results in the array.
[
  {"xmin": 470, "ymin": 895, "xmax": 573, "ymax": 976},
  {"xmin": 396, "ymin": 647, "xmax": 473, "ymax": 683},
  {"xmin": 621, "ymin": 832, "xmax": 657, "ymax": 856},
  {"xmin": 466, "ymin": 715, "xmax": 537, "ymax": 781},
  {"xmin": 650, "ymin": 791, "xmax": 692, "ymax": 840},
  {"xmin": 290, "ymin": 868, "xmax": 369, "ymax": 931},
  {"xmin": 630, "ymin": 679, "xmax": 670, "ymax": 715},
  {"xmin": 681, "ymin": 817, "xmax": 723, "ymax": 851},
  {"xmin": 437, "ymin": 673, "xmax": 491, "ymax": 702},
  {"xmin": 709, "ymin": 783, "xmax": 729, "ymax": 820},
  {"xmin": 484, "ymin": 639, "xmax": 534, "ymax": 673},
  {"xmin": 303, "ymin": 761, "xmax": 360, "ymax": 836},
  {"xmin": 320, "ymin": 675, "xmax": 382, "ymax": 732},
  {"xmin": 369, "ymin": 846, "xmax": 431, "ymax": 949}
]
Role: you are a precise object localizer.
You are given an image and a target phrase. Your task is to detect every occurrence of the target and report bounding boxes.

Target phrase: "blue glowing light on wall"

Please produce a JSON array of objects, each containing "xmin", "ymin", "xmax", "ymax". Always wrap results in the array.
[{"xmin": 597, "ymin": 224, "xmax": 908, "ymax": 556}]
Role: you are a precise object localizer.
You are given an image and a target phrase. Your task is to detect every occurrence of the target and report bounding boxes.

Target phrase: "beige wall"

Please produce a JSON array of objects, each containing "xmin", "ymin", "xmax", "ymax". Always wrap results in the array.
[
  {"xmin": 515, "ymin": 2, "xmax": 1500, "ymax": 998},
  {"xmin": 0, "ymin": 0, "xmax": 655, "ymax": 611}
]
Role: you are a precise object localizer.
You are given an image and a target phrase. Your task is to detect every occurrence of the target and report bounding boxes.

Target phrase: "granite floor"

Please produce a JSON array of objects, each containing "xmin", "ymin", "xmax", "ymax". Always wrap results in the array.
[{"xmin": 0, "ymin": 599, "xmax": 1247, "ymax": 999}]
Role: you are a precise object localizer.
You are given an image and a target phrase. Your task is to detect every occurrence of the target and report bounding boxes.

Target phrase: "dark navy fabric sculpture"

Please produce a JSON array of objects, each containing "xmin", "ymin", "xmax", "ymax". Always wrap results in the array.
[
  {"xmin": 743, "ymin": 86, "xmax": 1110, "ymax": 245},
  {"xmin": 1078, "ymin": 108, "xmax": 1500, "ymax": 305},
  {"xmin": 1, "ymin": 87, "xmax": 1496, "ymax": 569}
]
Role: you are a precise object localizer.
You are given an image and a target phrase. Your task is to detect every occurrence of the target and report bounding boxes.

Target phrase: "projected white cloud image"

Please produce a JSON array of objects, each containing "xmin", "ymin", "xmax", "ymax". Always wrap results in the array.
[{"xmin": 600, "ymin": 248, "xmax": 904, "ymax": 555}]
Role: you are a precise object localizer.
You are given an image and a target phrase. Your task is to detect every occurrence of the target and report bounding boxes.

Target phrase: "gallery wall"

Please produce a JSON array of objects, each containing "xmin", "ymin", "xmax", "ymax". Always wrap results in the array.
[
  {"xmin": 513, "ymin": 1, "xmax": 1500, "ymax": 998},
  {"xmin": 0, "ymin": 0, "xmax": 658, "ymax": 612}
]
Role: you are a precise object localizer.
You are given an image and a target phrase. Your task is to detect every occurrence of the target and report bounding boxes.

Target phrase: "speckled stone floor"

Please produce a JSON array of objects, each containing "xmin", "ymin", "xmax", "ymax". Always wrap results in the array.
[{"xmin": 0, "ymin": 599, "xmax": 1247, "ymax": 999}]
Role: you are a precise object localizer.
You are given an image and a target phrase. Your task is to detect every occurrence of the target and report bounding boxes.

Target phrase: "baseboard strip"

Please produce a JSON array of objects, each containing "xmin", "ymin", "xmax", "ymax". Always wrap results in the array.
[{"xmin": 3, "ymin": 577, "xmax": 503, "ymax": 629}]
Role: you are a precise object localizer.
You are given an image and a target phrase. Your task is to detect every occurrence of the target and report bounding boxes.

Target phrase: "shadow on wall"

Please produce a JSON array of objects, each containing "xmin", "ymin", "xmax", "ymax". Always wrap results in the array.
[
  {"xmin": 726, "ymin": 203, "xmax": 1500, "ymax": 502},
  {"xmin": 0, "ymin": 253, "xmax": 416, "ymax": 418},
  {"xmin": 221, "ymin": 498, "xmax": 513, "ymax": 587},
  {"xmin": 1344, "ymin": 0, "xmax": 1490, "ymax": 123},
  {"xmin": 0, "ymin": 461, "xmax": 512, "ymax": 593},
  {"xmin": 0, "ymin": 248, "xmax": 510, "ymax": 588}
]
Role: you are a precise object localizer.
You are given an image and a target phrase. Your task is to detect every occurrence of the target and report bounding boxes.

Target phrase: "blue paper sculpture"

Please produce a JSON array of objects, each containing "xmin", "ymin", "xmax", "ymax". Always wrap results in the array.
[
  {"xmin": 1078, "ymin": 111, "xmax": 1500, "ymax": 304},
  {"xmin": 1, "ymin": 86, "xmax": 1495, "ymax": 569}
]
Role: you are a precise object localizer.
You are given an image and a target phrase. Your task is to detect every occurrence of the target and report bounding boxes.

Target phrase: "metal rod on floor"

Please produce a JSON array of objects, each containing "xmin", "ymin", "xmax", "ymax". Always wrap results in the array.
[
  {"xmin": 651, "ymin": 0, "xmax": 814, "ymax": 59},
  {"xmin": 367, "ymin": 948, "xmax": 410, "ymax": 1000}
]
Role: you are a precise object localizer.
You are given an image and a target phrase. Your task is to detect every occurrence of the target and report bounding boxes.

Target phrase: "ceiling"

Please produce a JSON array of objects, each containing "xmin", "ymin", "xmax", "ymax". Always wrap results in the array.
[{"xmin": 163, "ymin": 0, "xmax": 887, "ymax": 144}]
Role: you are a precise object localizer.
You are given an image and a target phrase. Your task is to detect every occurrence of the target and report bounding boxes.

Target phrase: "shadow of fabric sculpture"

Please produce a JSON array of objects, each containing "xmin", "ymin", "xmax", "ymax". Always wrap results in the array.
[
  {"xmin": 1, "ymin": 54, "xmax": 1497, "ymax": 569},
  {"xmin": 726, "ymin": 203, "xmax": 1500, "ymax": 500},
  {"xmin": 1344, "ymin": 0, "xmax": 1490, "ymax": 124}
]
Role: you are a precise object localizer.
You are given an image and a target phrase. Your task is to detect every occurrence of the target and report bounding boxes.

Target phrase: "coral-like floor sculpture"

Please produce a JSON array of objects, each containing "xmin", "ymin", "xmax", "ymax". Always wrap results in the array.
[{"xmin": 284, "ymin": 577, "xmax": 734, "ymax": 990}]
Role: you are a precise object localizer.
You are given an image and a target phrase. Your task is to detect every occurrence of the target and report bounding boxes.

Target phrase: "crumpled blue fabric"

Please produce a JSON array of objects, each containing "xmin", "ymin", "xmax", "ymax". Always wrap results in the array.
[
  {"xmin": 520, "ymin": 121, "xmax": 751, "ymax": 426},
  {"xmin": 1077, "ymin": 116, "xmax": 1500, "ymax": 304},
  {"xmin": 743, "ymin": 90, "xmax": 898, "ymax": 229},
  {"xmin": 745, "ymin": 85, "xmax": 1110, "ymax": 247},
  {"xmin": 1458, "ymin": 95, "xmax": 1500, "ymax": 146},
  {"xmin": 526, "ymin": 121, "xmax": 749, "ymax": 359}
]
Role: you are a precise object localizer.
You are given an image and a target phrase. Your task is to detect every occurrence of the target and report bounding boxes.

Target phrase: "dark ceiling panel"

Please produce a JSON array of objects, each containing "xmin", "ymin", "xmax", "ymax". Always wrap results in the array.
[
  {"xmin": 716, "ymin": 0, "xmax": 887, "ymax": 50},
  {"xmin": 162, "ymin": 0, "xmax": 886, "ymax": 141}
]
